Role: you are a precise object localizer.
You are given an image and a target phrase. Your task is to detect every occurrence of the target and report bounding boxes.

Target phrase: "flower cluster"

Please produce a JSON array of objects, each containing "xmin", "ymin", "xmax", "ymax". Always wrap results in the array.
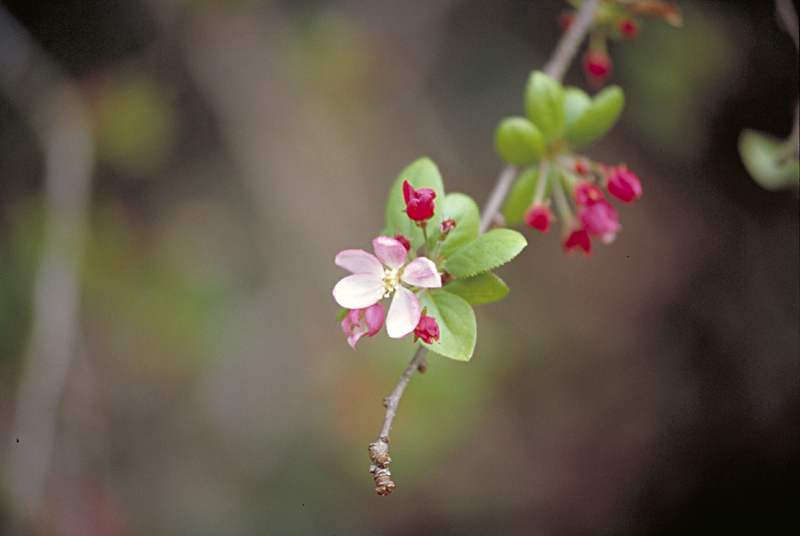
[
  {"xmin": 333, "ymin": 181, "xmax": 444, "ymax": 349},
  {"xmin": 560, "ymin": 0, "xmax": 682, "ymax": 86},
  {"xmin": 523, "ymin": 157, "xmax": 641, "ymax": 256}
]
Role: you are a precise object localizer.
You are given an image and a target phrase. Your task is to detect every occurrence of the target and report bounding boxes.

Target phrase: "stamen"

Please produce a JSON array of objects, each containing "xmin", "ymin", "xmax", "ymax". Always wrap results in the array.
[{"xmin": 379, "ymin": 268, "xmax": 400, "ymax": 298}]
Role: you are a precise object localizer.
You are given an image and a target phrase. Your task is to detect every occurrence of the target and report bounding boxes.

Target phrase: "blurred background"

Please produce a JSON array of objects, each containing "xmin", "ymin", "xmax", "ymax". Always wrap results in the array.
[{"xmin": 0, "ymin": 0, "xmax": 797, "ymax": 534}]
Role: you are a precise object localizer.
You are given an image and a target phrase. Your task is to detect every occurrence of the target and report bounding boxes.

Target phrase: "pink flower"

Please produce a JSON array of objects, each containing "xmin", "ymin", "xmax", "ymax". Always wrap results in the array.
[
  {"xmin": 341, "ymin": 304, "xmax": 385, "ymax": 349},
  {"xmin": 333, "ymin": 236, "xmax": 442, "ymax": 339},
  {"xmin": 524, "ymin": 204, "xmax": 553, "ymax": 233},
  {"xmin": 578, "ymin": 200, "xmax": 621, "ymax": 244},
  {"xmin": 563, "ymin": 226, "xmax": 592, "ymax": 256},
  {"xmin": 413, "ymin": 313, "xmax": 440, "ymax": 344},
  {"xmin": 403, "ymin": 180, "xmax": 436, "ymax": 222},
  {"xmin": 574, "ymin": 180, "xmax": 605, "ymax": 206},
  {"xmin": 606, "ymin": 167, "xmax": 642, "ymax": 204}
]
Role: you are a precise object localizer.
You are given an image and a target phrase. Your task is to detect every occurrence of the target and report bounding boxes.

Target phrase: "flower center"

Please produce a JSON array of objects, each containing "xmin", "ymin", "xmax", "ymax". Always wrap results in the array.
[{"xmin": 379, "ymin": 268, "xmax": 401, "ymax": 298}]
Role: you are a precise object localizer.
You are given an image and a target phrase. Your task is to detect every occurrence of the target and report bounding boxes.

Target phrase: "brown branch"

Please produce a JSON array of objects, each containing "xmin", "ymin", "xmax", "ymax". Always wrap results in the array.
[{"xmin": 368, "ymin": 346, "xmax": 428, "ymax": 495}]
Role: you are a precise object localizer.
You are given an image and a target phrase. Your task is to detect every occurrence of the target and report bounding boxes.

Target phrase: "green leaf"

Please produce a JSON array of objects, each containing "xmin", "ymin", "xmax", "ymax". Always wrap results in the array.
[
  {"xmin": 739, "ymin": 129, "xmax": 800, "ymax": 190},
  {"xmin": 443, "ymin": 229, "xmax": 527, "ymax": 278},
  {"xmin": 443, "ymin": 272, "xmax": 509, "ymax": 305},
  {"xmin": 524, "ymin": 71, "xmax": 565, "ymax": 142},
  {"xmin": 494, "ymin": 116, "xmax": 545, "ymax": 166},
  {"xmin": 384, "ymin": 157, "xmax": 446, "ymax": 247},
  {"xmin": 501, "ymin": 167, "xmax": 538, "ymax": 226},
  {"xmin": 566, "ymin": 85, "xmax": 625, "ymax": 149},
  {"xmin": 419, "ymin": 291, "xmax": 476, "ymax": 361},
  {"xmin": 563, "ymin": 87, "xmax": 592, "ymax": 131},
  {"xmin": 438, "ymin": 193, "xmax": 480, "ymax": 259},
  {"xmin": 334, "ymin": 307, "xmax": 349, "ymax": 322}
]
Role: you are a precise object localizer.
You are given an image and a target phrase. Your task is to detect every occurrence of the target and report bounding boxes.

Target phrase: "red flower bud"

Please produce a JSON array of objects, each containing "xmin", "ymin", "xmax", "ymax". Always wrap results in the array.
[
  {"xmin": 402, "ymin": 180, "xmax": 436, "ymax": 222},
  {"xmin": 605, "ymin": 167, "xmax": 642, "ymax": 204},
  {"xmin": 394, "ymin": 233, "xmax": 412, "ymax": 251},
  {"xmin": 413, "ymin": 313, "xmax": 440, "ymax": 344},
  {"xmin": 617, "ymin": 17, "xmax": 640, "ymax": 40},
  {"xmin": 524, "ymin": 204, "xmax": 553, "ymax": 233},
  {"xmin": 574, "ymin": 158, "xmax": 591, "ymax": 175},
  {"xmin": 559, "ymin": 12, "xmax": 575, "ymax": 32},
  {"xmin": 563, "ymin": 227, "xmax": 592, "ymax": 256},
  {"xmin": 440, "ymin": 219, "xmax": 456, "ymax": 236},
  {"xmin": 583, "ymin": 49, "xmax": 613, "ymax": 86}
]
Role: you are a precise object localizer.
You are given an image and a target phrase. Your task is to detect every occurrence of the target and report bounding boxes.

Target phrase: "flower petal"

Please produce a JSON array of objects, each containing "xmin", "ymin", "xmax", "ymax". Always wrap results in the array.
[
  {"xmin": 335, "ymin": 249, "xmax": 383, "ymax": 275},
  {"xmin": 364, "ymin": 303, "xmax": 385, "ymax": 336},
  {"xmin": 401, "ymin": 257, "xmax": 442, "ymax": 288},
  {"xmin": 386, "ymin": 286, "xmax": 421, "ymax": 338},
  {"xmin": 332, "ymin": 274, "xmax": 382, "ymax": 309},
  {"xmin": 372, "ymin": 236, "xmax": 408, "ymax": 269}
]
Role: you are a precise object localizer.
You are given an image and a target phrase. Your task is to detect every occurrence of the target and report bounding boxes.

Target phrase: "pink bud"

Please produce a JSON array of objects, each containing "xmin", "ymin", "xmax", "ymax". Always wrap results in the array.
[
  {"xmin": 563, "ymin": 227, "xmax": 592, "ymax": 256},
  {"xmin": 574, "ymin": 180, "xmax": 605, "ymax": 206},
  {"xmin": 574, "ymin": 158, "xmax": 591, "ymax": 175},
  {"xmin": 583, "ymin": 49, "xmax": 612, "ymax": 86},
  {"xmin": 578, "ymin": 200, "xmax": 621, "ymax": 244},
  {"xmin": 440, "ymin": 218, "xmax": 456, "ymax": 235},
  {"xmin": 617, "ymin": 17, "xmax": 640, "ymax": 40},
  {"xmin": 341, "ymin": 304, "xmax": 386, "ymax": 349},
  {"xmin": 559, "ymin": 12, "xmax": 575, "ymax": 32},
  {"xmin": 605, "ymin": 167, "xmax": 642, "ymax": 203},
  {"xmin": 403, "ymin": 180, "xmax": 436, "ymax": 222},
  {"xmin": 394, "ymin": 233, "xmax": 412, "ymax": 252},
  {"xmin": 413, "ymin": 313, "xmax": 440, "ymax": 344},
  {"xmin": 524, "ymin": 204, "xmax": 553, "ymax": 233}
]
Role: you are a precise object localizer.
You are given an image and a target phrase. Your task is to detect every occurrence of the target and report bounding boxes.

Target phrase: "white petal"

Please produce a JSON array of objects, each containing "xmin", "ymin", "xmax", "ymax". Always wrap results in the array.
[
  {"xmin": 385, "ymin": 286, "xmax": 421, "ymax": 338},
  {"xmin": 401, "ymin": 257, "xmax": 442, "ymax": 288},
  {"xmin": 333, "ymin": 274, "xmax": 382, "ymax": 309},
  {"xmin": 335, "ymin": 249, "xmax": 383, "ymax": 275},
  {"xmin": 373, "ymin": 236, "xmax": 408, "ymax": 270}
]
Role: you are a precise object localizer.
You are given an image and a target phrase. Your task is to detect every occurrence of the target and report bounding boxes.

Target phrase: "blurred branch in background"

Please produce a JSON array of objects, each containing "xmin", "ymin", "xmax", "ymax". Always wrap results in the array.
[{"xmin": 0, "ymin": 3, "xmax": 95, "ymax": 531}]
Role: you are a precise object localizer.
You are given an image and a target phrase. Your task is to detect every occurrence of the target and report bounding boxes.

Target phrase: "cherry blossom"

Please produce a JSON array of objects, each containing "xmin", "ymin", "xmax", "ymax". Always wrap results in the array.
[{"xmin": 333, "ymin": 236, "xmax": 442, "ymax": 340}]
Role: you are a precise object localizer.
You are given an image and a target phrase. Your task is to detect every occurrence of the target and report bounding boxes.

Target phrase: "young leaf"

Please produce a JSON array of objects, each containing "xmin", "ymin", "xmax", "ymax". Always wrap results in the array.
[
  {"xmin": 418, "ymin": 291, "xmax": 476, "ymax": 361},
  {"xmin": 494, "ymin": 117, "xmax": 545, "ymax": 166},
  {"xmin": 524, "ymin": 71, "xmax": 566, "ymax": 142},
  {"xmin": 563, "ymin": 87, "xmax": 592, "ymax": 131},
  {"xmin": 334, "ymin": 307, "xmax": 349, "ymax": 322},
  {"xmin": 384, "ymin": 157, "xmax": 446, "ymax": 246},
  {"xmin": 502, "ymin": 167, "xmax": 538, "ymax": 226},
  {"xmin": 566, "ymin": 85, "xmax": 625, "ymax": 149},
  {"xmin": 443, "ymin": 229, "xmax": 527, "ymax": 278},
  {"xmin": 739, "ymin": 129, "xmax": 800, "ymax": 190},
  {"xmin": 438, "ymin": 193, "xmax": 480, "ymax": 259},
  {"xmin": 443, "ymin": 272, "xmax": 509, "ymax": 305}
]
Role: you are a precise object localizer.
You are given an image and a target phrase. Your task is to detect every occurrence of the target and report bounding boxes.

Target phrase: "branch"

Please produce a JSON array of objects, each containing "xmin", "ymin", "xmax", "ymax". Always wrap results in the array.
[
  {"xmin": 544, "ymin": 0, "xmax": 599, "ymax": 82},
  {"xmin": 1, "ymin": 4, "xmax": 95, "ymax": 529},
  {"xmin": 368, "ymin": 346, "xmax": 428, "ymax": 495}
]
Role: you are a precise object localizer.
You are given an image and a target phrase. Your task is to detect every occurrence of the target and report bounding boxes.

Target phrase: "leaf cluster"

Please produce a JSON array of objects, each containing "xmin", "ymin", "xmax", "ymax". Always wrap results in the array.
[{"xmin": 384, "ymin": 158, "xmax": 527, "ymax": 361}]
